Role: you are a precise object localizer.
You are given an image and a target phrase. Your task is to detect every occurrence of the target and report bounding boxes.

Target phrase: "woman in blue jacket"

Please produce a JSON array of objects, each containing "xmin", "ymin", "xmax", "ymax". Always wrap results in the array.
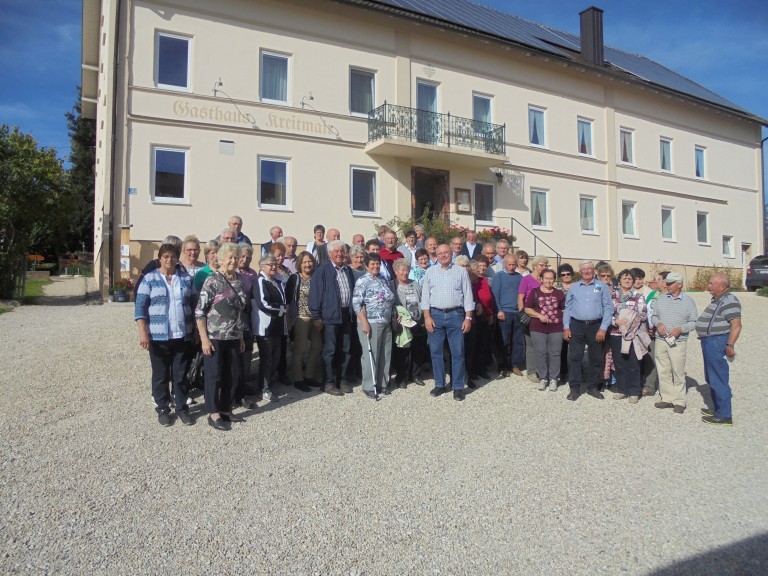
[{"xmin": 135, "ymin": 243, "xmax": 196, "ymax": 427}]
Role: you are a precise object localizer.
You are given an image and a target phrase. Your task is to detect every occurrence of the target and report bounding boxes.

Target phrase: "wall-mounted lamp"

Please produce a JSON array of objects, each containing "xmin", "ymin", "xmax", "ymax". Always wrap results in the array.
[
  {"xmin": 300, "ymin": 92, "xmax": 314, "ymax": 109},
  {"xmin": 495, "ymin": 172, "xmax": 504, "ymax": 184}
]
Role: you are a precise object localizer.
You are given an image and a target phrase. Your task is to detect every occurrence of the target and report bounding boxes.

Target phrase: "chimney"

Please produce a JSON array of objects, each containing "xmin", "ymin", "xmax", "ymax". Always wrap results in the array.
[{"xmin": 579, "ymin": 6, "xmax": 604, "ymax": 66}]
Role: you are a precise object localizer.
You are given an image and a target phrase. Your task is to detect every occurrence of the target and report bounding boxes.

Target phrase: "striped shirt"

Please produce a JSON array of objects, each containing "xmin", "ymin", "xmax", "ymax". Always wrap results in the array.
[
  {"xmin": 695, "ymin": 292, "xmax": 741, "ymax": 337},
  {"xmin": 651, "ymin": 292, "xmax": 698, "ymax": 341},
  {"xmin": 334, "ymin": 265, "xmax": 351, "ymax": 308}
]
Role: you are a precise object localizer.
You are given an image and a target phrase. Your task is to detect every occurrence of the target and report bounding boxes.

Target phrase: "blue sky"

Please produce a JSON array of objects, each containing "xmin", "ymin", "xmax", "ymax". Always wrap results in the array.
[{"xmin": 0, "ymin": 0, "xmax": 766, "ymax": 162}]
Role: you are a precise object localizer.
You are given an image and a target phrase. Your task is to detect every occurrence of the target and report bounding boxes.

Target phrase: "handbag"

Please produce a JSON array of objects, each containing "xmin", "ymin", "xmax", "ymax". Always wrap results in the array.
[{"xmin": 517, "ymin": 309, "xmax": 531, "ymax": 327}]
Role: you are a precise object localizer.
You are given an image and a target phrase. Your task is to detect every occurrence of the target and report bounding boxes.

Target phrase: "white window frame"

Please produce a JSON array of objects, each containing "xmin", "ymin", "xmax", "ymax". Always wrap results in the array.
[
  {"xmin": 619, "ymin": 128, "xmax": 634, "ymax": 165},
  {"xmin": 473, "ymin": 93, "xmax": 493, "ymax": 123},
  {"xmin": 661, "ymin": 206, "xmax": 676, "ymax": 242},
  {"xmin": 258, "ymin": 156, "xmax": 290, "ymax": 210},
  {"xmin": 474, "ymin": 181, "xmax": 495, "ymax": 225},
  {"xmin": 722, "ymin": 235, "xmax": 734, "ymax": 258},
  {"xmin": 577, "ymin": 117, "xmax": 593, "ymax": 156},
  {"xmin": 621, "ymin": 201, "xmax": 638, "ymax": 238},
  {"xmin": 695, "ymin": 146, "xmax": 707, "ymax": 179},
  {"xmin": 696, "ymin": 211, "xmax": 710, "ymax": 245},
  {"xmin": 579, "ymin": 195, "xmax": 598, "ymax": 235},
  {"xmin": 155, "ymin": 32, "xmax": 191, "ymax": 91},
  {"xmin": 350, "ymin": 167, "xmax": 378, "ymax": 216},
  {"xmin": 349, "ymin": 67, "xmax": 375, "ymax": 117},
  {"xmin": 528, "ymin": 106, "xmax": 547, "ymax": 148},
  {"xmin": 151, "ymin": 146, "xmax": 189, "ymax": 204},
  {"xmin": 660, "ymin": 137, "xmax": 673, "ymax": 172},
  {"xmin": 260, "ymin": 50, "xmax": 290, "ymax": 105},
  {"xmin": 530, "ymin": 188, "xmax": 550, "ymax": 229}
]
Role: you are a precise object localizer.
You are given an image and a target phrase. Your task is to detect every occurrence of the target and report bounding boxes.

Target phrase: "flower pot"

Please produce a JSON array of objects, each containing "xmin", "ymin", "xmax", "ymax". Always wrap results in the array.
[{"xmin": 114, "ymin": 290, "xmax": 128, "ymax": 303}]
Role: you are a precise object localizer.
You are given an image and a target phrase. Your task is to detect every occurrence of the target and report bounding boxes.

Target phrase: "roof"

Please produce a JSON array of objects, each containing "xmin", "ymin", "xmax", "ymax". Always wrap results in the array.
[{"xmin": 342, "ymin": 0, "xmax": 765, "ymax": 125}]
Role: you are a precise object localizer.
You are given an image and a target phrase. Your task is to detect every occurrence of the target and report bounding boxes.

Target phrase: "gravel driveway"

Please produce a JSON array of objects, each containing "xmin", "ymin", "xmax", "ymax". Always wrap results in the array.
[{"xmin": 1, "ymin": 289, "xmax": 766, "ymax": 575}]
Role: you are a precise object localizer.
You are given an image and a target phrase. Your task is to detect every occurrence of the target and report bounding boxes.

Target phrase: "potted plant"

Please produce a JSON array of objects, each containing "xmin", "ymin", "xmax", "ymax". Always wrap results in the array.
[{"xmin": 112, "ymin": 278, "xmax": 133, "ymax": 302}]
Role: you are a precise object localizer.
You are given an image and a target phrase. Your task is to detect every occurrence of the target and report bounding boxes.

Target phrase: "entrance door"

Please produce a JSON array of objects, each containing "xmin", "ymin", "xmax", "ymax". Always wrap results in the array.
[
  {"xmin": 416, "ymin": 81, "xmax": 439, "ymax": 144},
  {"xmin": 412, "ymin": 167, "xmax": 450, "ymax": 222}
]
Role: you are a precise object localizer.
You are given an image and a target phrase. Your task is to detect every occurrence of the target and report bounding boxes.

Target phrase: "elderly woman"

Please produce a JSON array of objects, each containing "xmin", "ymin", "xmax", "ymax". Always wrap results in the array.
[
  {"xmin": 135, "ymin": 243, "xmax": 196, "ymax": 427},
  {"xmin": 194, "ymin": 239, "xmax": 221, "ymax": 291},
  {"xmin": 352, "ymin": 253, "xmax": 396, "ymax": 399},
  {"xmin": 408, "ymin": 248, "xmax": 429, "ymax": 285},
  {"xmin": 252, "ymin": 253, "xmax": 288, "ymax": 402},
  {"xmin": 180, "ymin": 235, "xmax": 205, "ymax": 277},
  {"xmin": 195, "ymin": 243, "xmax": 247, "ymax": 431},
  {"xmin": 468, "ymin": 257, "xmax": 494, "ymax": 380},
  {"xmin": 609, "ymin": 269, "xmax": 649, "ymax": 403},
  {"xmin": 397, "ymin": 229, "xmax": 419, "ymax": 266},
  {"xmin": 414, "ymin": 224, "xmax": 427, "ymax": 249},
  {"xmin": 269, "ymin": 242, "xmax": 291, "ymax": 283},
  {"xmin": 392, "ymin": 258, "xmax": 425, "ymax": 388},
  {"xmin": 235, "ymin": 243, "xmax": 258, "ymax": 405},
  {"xmin": 349, "ymin": 244, "xmax": 367, "ymax": 280},
  {"xmin": 518, "ymin": 255, "xmax": 549, "ymax": 383},
  {"xmin": 286, "ymin": 251, "xmax": 323, "ymax": 391},
  {"xmin": 524, "ymin": 268, "xmax": 565, "ymax": 391}
]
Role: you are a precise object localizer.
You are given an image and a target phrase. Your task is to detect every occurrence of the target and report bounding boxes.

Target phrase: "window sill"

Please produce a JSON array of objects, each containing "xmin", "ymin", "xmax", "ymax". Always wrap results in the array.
[
  {"xmin": 352, "ymin": 211, "xmax": 380, "ymax": 218},
  {"xmin": 259, "ymin": 205, "xmax": 293, "ymax": 212},
  {"xmin": 261, "ymin": 98, "xmax": 289, "ymax": 106},
  {"xmin": 662, "ymin": 238, "xmax": 677, "ymax": 243},
  {"xmin": 350, "ymin": 111, "xmax": 370, "ymax": 118},
  {"xmin": 623, "ymin": 234, "xmax": 639, "ymax": 240},
  {"xmin": 156, "ymin": 84, "xmax": 191, "ymax": 93},
  {"xmin": 529, "ymin": 143, "xmax": 548, "ymax": 150},
  {"xmin": 698, "ymin": 242, "xmax": 711, "ymax": 247},
  {"xmin": 476, "ymin": 220, "xmax": 495, "ymax": 227},
  {"xmin": 532, "ymin": 225, "xmax": 552, "ymax": 232},
  {"xmin": 580, "ymin": 230, "xmax": 599, "ymax": 236},
  {"xmin": 152, "ymin": 198, "xmax": 190, "ymax": 206},
  {"xmin": 722, "ymin": 255, "xmax": 735, "ymax": 260},
  {"xmin": 578, "ymin": 153, "xmax": 595, "ymax": 159}
]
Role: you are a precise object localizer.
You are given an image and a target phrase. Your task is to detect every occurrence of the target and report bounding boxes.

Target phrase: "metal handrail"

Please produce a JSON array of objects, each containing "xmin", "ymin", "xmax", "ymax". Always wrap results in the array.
[{"xmin": 508, "ymin": 217, "xmax": 562, "ymax": 270}]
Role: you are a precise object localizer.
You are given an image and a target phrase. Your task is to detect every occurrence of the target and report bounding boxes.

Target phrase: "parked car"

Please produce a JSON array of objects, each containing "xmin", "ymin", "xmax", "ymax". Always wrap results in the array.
[{"xmin": 745, "ymin": 255, "xmax": 768, "ymax": 291}]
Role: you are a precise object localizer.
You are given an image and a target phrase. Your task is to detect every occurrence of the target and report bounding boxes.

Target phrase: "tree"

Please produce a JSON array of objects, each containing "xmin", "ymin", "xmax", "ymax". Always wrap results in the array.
[
  {"xmin": 0, "ymin": 125, "xmax": 69, "ymax": 298},
  {"xmin": 64, "ymin": 89, "xmax": 95, "ymax": 251}
]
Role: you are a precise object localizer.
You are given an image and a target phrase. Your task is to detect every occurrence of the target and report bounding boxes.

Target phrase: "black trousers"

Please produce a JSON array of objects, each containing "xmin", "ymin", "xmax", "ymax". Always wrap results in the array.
[
  {"xmin": 203, "ymin": 339, "xmax": 240, "ymax": 414},
  {"xmin": 256, "ymin": 334, "xmax": 282, "ymax": 394},
  {"xmin": 149, "ymin": 338, "xmax": 191, "ymax": 414},
  {"xmin": 568, "ymin": 320, "xmax": 603, "ymax": 391}
]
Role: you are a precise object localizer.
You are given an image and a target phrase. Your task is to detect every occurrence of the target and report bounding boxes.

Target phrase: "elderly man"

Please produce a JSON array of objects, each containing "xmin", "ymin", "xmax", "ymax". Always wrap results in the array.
[
  {"xmin": 695, "ymin": 273, "xmax": 741, "ymax": 426},
  {"xmin": 260, "ymin": 225, "xmax": 283, "ymax": 255},
  {"xmin": 308, "ymin": 240, "xmax": 356, "ymax": 396},
  {"xmin": 218, "ymin": 228, "xmax": 236, "ymax": 245},
  {"xmin": 282, "ymin": 236, "xmax": 298, "ymax": 273},
  {"xmin": 421, "ymin": 243, "xmax": 474, "ymax": 401},
  {"xmin": 327, "ymin": 228, "xmax": 341, "ymax": 242},
  {"xmin": 425, "ymin": 237, "xmax": 439, "ymax": 267},
  {"xmin": 216, "ymin": 216, "xmax": 251, "ymax": 245},
  {"xmin": 492, "ymin": 239, "xmax": 510, "ymax": 272},
  {"xmin": 380, "ymin": 230, "xmax": 405, "ymax": 284},
  {"xmin": 491, "ymin": 253, "xmax": 524, "ymax": 377},
  {"xmin": 449, "ymin": 237, "xmax": 463, "ymax": 262},
  {"xmin": 460, "ymin": 230, "xmax": 481, "ymax": 259},
  {"xmin": 563, "ymin": 260, "xmax": 613, "ymax": 401},
  {"xmin": 482, "ymin": 242, "xmax": 497, "ymax": 279},
  {"xmin": 650, "ymin": 272, "xmax": 699, "ymax": 415},
  {"xmin": 364, "ymin": 239, "xmax": 380, "ymax": 255},
  {"xmin": 352, "ymin": 233, "xmax": 365, "ymax": 247}
]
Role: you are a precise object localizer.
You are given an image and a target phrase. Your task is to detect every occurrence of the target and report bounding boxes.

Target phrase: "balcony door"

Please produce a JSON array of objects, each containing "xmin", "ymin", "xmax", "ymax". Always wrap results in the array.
[
  {"xmin": 416, "ymin": 81, "xmax": 439, "ymax": 144},
  {"xmin": 412, "ymin": 167, "xmax": 449, "ymax": 222}
]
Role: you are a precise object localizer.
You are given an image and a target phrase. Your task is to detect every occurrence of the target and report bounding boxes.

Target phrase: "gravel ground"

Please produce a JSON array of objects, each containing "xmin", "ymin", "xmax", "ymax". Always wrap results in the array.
[{"xmin": 1, "ymin": 285, "xmax": 767, "ymax": 575}]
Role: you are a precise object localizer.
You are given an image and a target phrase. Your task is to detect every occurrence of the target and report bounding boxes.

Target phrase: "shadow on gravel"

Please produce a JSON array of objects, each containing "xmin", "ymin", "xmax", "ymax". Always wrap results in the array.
[
  {"xmin": 646, "ymin": 532, "xmax": 768, "ymax": 576},
  {"xmin": 685, "ymin": 375, "xmax": 713, "ymax": 408}
]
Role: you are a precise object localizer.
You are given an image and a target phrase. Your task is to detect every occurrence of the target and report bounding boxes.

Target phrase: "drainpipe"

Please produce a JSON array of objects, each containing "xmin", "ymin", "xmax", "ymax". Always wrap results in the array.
[{"xmin": 107, "ymin": 0, "xmax": 123, "ymax": 295}]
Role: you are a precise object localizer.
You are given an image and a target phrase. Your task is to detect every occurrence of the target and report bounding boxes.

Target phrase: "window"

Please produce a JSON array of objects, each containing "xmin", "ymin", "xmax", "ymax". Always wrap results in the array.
[
  {"xmin": 156, "ymin": 33, "xmax": 190, "ymax": 90},
  {"xmin": 152, "ymin": 147, "xmax": 187, "ymax": 202},
  {"xmin": 620, "ymin": 128, "xmax": 634, "ymax": 164},
  {"xmin": 351, "ymin": 168, "xmax": 376, "ymax": 214},
  {"xmin": 528, "ymin": 106, "xmax": 546, "ymax": 146},
  {"xmin": 577, "ymin": 118, "xmax": 593, "ymax": 156},
  {"xmin": 722, "ymin": 235, "xmax": 734, "ymax": 258},
  {"xmin": 622, "ymin": 201, "xmax": 636, "ymax": 237},
  {"xmin": 350, "ymin": 68, "xmax": 374, "ymax": 115},
  {"xmin": 697, "ymin": 212, "xmax": 709, "ymax": 244},
  {"xmin": 530, "ymin": 189, "xmax": 548, "ymax": 228},
  {"xmin": 475, "ymin": 182, "xmax": 494, "ymax": 223},
  {"xmin": 695, "ymin": 146, "xmax": 706, "ymax": 178},
  {"xmin": 259, "ymin": 158, "xmax": 288, "ymax": 208},
  {"xmin": 660, "ymin": 138, "xmax": 672, "ymax": 172},
  {"xmin": 416, "ymin": 81, "xmax": 438, "ymax": 144},
  {"xmin": 260, "ymin": 52, "xmax": 289, "ymax": 104},
  {"xmin": 661, "ymin": 207, "xmax": 675, "ymax": 241},
  {"xmin": 473, "ymin": 94, "xmax": 492, "ymax": 124},
  {"xmin": 579, "ymin": 196, "xmax": 596, "ymax": 233}
]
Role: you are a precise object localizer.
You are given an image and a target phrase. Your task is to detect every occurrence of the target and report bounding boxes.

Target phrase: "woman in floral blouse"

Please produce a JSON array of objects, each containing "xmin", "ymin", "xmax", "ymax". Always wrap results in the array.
[
  {"xmin": 608, "ymin": 269, "xmax": 648, "ymax": 404},
  {"xmin": 195, "ymin": 243, "xmax": 247, "ymax": 431},
  {"xmin": 523, "ymin": 268, "xmax": 565, "ymax": 392},
  {"xmin": 352, "ymin": 253, "xmax": 395, "ymax": 400}
]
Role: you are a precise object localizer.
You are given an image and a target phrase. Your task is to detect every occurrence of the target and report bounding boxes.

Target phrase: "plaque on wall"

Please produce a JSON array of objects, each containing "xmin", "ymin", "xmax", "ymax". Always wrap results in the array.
[{"xmin": 455, "ymin": 188, "xmax": 472, "ymax": 214}]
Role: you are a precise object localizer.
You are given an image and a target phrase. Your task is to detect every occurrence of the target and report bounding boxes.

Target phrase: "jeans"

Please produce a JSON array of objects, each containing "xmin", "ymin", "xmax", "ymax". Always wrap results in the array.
[
  {"xmin": 148, "ymin": 339, "xmax": 191, "ymax": 414},
  {"xmin": 568, "ymin": 319, "xmax": 603, "ymax": 390},
  {"xmin": 700, "ymin": 334, "xmax": 732, "ymax": 418},
  {"xmin": 256, "ymin": 334, "xmax": 282, "ymax": 395},
  {"xmin": 530, "ymin": 331, "xmax": 563, "ymax": 381},
  {"xmin": 322, "ymin": 310, "xmax": 353, "ymax": 386},
  {"xmin": 203, "ymin": 339, "xmax": 240, "ymax": 414},
  {"xmin": 497, "ymin": 312, "xmax": 524, "ymax": 371},
  {"xmin": 427, "ymin": 308, "xmax": 465, "ymax": 390},
  {"xmin": 610, "ymin": 335, "xmax": 641, "ymax": 397}
]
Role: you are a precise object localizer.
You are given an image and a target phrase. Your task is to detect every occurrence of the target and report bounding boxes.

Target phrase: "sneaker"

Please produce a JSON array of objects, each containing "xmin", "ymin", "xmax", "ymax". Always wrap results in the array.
[
  {"xmin": 701, "ymin": 408, "xmax": 714, "ymax": 416},
  {"xmin": 340, "ymin": 383, "xmax": 354, "ymax": 394},
  {"xmin": 628, "ymin": 396, "xmax": 639, "ymax": 404},
  {"xmin": 453, "ymin": 389, "xmax": 465, "ymax": 401},
  {"xmin": 612, "ymin": 393, "xmax": 627, "ymax": 400},
  {"xmin": 430, "ymin": 386, "xmax": 447, "ymax": 397},
  {"xmin": 527, "ymin": 373, "xmax": 539, "ymax": 383},
  {"xmin": 158, "ymin": 412, "xmax": 173, "ymax": 427},
  {"xmin": 702, "ymin": 415, "xmax": 733, "ymax": 426},
  {"xmin": 548, "ymin": 379, "xmax": 558, "ymax": 392},
  {"xmin": 655, "ymin": 401, "xmax": 674, "ymax": 409},
  {"xmin": 538, "ymin": 379, "xmax": 548, "ymax": 391},
  {"xmin": 177, "ymin": 411, "xmax": 194, "ymax": 426}
]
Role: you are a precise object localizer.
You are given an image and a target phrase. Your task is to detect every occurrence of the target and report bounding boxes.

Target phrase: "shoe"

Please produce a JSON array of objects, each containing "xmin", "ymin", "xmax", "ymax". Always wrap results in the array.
[
  {"xmin": 673, "ymin": 405, "xmax": 686, "ymax": 414},
  {"xmin": 586, "ymin": 388, "xmax": 604, "ymax": 400},
  {"xmin": 398, "ymin": 380, "xmax": 408, "ymax": 389},
  {"xmin": 702, "ymin": 415, "xmax": 733, "ymax": 426},
  {"xmin": 453, "ymin": 389, "xmax": 465, "ymax": 401},
  {"xmin": 243, "ymin": 396, "xmax": 259, "ymax": 410},
  {"xmin": 207, "ymin": 415, "xmax": 230, "ymax": 431},
  {"xmin": 363, "ymin": 390, "xmax": 379, "ymax": 400},
  {"xmin": 263, "ymin": 390, "xmax": 278, "ymax": 402},
  {"xmin": 655, "ymin": 402, "xmax": 674, "ymax": 409},
  {"xmin": 467, "ymin": 378, "xmax": 477, "ymax": 389},
  {"xmin": 430, "ymin": 386, "xmax": 447, "ymax": 397},
  {"xmin": 324, "ymin": 385, "xmax": 343, "ymax": 396},
  {"xmin": 158, "ymin": 412, "xmax": 173, "ymax": 427},
  {"xmin": 566, "ymin": 389, "xmax": 581, "ymax": 401},
  {"xmin": 341, "ymin": 383, "xmax": 354, "ymax": 394},
  {"xmin": 304, "ymin": 378, "xmax": 323, "ymax": 388},
  {"xmin": 177, "ymin": 411, "xmax": 194, "ymax": 426},
  {"xmin": 221, "ymin": 413, "xmax": 245, "ymax": 423},
  {"xmin": 613, "ymin": 393, "xmax": 628, "ymax": 400},
  {"xmin": 413, "ymin": 375, "xmax": 426, "ymax": 386},
  {"xmin": 294, "ymin": 381, "xmax": 311, "ymax": 392},
  {"xmin": 382, "ymin": 383, "xmax": 393, "ymax": 395},
  {"xmin": 628, "ymin": 396, "xmax": 639, "ymax": 404},
  {"xmin": 528, "ymin": 373, "xmax": 539, "ymax": 383},
  {"xmin": 642, "ymin": 386, "xmax": 655, "ymax": 397},
  {"xmin": 548, "ymin": 379, "xmax": 558, "ymax": 392},
  {"xmin": 512, "ymin": 368, "xmax": 524, "ymax": 376},
  {"xmin": 497, "ymin": 370, "xmax": 509, "ymax": 379},
  {"xmin": 538, "ymin": 379, "xmax": 548, "ymax": 391},
  {"xmin": 701, "ymin": 408, "xmax": 715, "ymax": 416}
]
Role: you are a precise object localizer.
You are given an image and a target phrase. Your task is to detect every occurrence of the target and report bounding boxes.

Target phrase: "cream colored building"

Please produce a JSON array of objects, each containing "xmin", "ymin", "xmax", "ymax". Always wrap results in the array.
[{"xmin": 81, "ymin": 0, "xmax": 766, "ymax": 292}]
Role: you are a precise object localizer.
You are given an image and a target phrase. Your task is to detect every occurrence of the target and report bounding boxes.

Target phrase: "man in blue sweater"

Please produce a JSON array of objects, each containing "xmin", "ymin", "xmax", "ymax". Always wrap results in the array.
[{"xmin": 491, "ymin": 254, "xmax": 524, "ymax": 377}]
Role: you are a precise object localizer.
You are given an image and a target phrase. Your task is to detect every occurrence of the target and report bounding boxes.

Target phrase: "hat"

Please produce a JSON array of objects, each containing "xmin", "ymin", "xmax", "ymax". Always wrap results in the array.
[{"xmin": 665, "ymin": 272, "xmax": 683, "ymax": 284}]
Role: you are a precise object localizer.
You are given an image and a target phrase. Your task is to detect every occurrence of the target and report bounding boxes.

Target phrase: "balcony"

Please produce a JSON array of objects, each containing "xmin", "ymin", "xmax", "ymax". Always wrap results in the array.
[{"xmin": 366, "ymin": 103, "xmax": 507, "ymax": 168}]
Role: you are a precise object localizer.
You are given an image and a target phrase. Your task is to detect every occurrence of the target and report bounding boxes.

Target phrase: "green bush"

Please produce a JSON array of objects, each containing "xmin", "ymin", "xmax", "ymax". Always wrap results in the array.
[
  {"xmin": 756, "ymin": 287, "xmax": 768, "ymax": 298},
  {"xmin": 690, "ymin": 265, "xmax": 743, "ymax": 292}
]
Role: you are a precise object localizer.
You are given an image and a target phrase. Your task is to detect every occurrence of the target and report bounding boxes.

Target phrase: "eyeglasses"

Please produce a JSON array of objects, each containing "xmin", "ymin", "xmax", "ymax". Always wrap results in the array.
[{"xmin": 560, "ymin": 272, "xmax": 572, "ymax": 277}]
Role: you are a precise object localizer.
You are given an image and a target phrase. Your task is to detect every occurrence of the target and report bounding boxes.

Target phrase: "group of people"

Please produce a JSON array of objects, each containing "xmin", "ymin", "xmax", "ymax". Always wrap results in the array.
[{"xmin": 134, "ymin": 215, "xmax": 742, "ymax": 431}]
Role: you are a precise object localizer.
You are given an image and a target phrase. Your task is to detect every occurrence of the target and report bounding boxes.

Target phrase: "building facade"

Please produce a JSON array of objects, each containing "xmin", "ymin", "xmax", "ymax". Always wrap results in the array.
[{"xmin": 81, "ymin": 0, "xmax": 766, "ymax": 292}]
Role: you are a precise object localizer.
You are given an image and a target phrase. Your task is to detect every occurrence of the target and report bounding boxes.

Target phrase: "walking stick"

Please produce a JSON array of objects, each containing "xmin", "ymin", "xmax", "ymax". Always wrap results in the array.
[{"xmin": 367, "ymin": 336, "xmax": 379, "ymax": 398}]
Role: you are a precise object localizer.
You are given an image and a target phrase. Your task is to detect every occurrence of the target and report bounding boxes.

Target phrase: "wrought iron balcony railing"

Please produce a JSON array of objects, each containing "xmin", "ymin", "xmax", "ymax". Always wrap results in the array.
[{"xmin": 368, "ymin": 102, "xmax": 506, "ymax": 156}]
